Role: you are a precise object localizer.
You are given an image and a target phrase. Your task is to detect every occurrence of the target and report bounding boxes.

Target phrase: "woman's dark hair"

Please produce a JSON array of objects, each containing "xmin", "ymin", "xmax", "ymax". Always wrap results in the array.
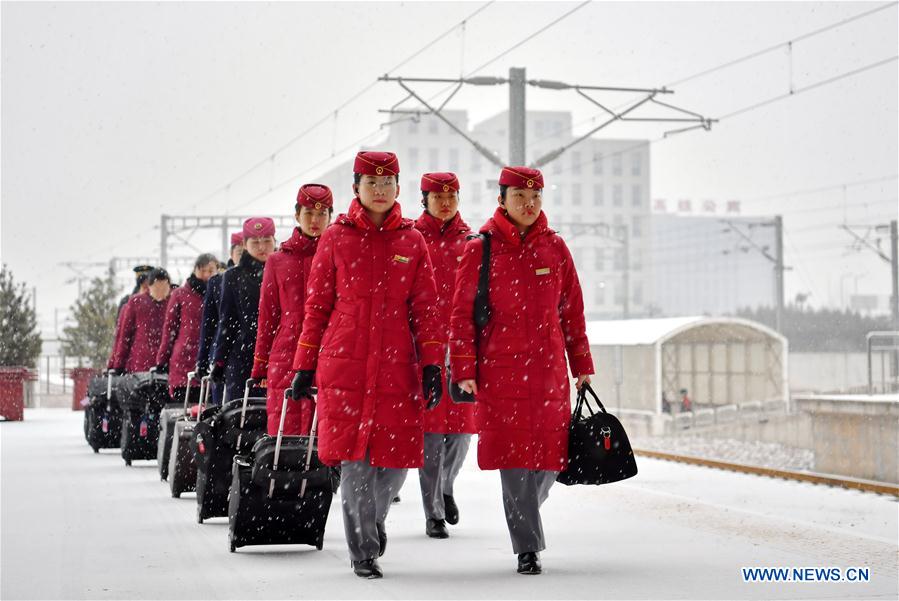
[
  {"xmin": 194, "ymin": 253, "xmax": 218, "ymax": 270},
  {"xmin": 353, "ymin": 172, "xmax": 397, "ymax": 185},
  {"xmin": 420, "ymin": 190, "xmax": 462, "ymax": 209},
  {"xmin": 147, "ymin": 268, "xmax": 170, "ymax": 285},
  {"xmin": 499, "ymin": 184, "xmax": 509, "ymax": 201}
]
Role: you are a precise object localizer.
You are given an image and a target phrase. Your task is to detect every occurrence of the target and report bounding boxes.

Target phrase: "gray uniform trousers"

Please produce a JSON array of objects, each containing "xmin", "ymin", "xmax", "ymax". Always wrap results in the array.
[
  {"xmin": 499, "ymin": 468, "xmax": 558, "ymax": 554},
  {"xmin": 418, "ymin": 432, "xmax": 472, "ymax": 519},
  {"xmin": 340, "ymin": 453, "xmax": 408, "ymax": 562}
]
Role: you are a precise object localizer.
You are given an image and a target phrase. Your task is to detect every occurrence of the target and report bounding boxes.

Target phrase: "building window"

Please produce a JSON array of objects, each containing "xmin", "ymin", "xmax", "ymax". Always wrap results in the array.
[
  {"xmin": 631, "ymin": 152, "xmax": 642, "ymax": 176},
  {"xmin": 593, "ymin": 153, "xmax": 603, "ymax": 175},
  {"xmin": 572, "ymin": 183, "xmax": 582, "ymax": 206},
  {"xmin": 632, "ymin": 215, "xmax": 642, "ymax": 238},
  {"xmin": 449, "ymin": 148, "xmax": 459, "ymax": 171},
  {"xmin": 594, "ymin": 248, "xmax": 604, "ymax": 271},
  {"xmin": 536, "ymin": 121, "xmax": 545, "ymax": 139},
  {"xmin": 613, "ymin": 248, "xmax": 624, "ymax": 270},
  {"xmin": 613, "ymin": 184, "xmax": 622, "ymax": 207},
  {"xmin": 471, "ymin": 150, "xmax": 481, "ymax": 173},
  {"xmin": 612, "ymin": 154, "xmax": 622, "ymax": 176},
  {"xmin": 632, "ymin": 248, "xmax": 642, "ymax": 271},
  {"xmin": 632, "ymin": 185, "xmax": 642, "ymax": 208},
  {"xmin": 633, "ymin": 281, "xmax": 643, "ymax": 305},
  {"xmin": 428, "ymin": 148, "xmax": 439, "ymax": 169},
  {"xmin": 595, "ymin": 284, "xmax": 605, "ymax": 306},
  {"xmin": 572, "ymin": 152, "xmax": 582, "ymax": 175},
  {"xmin": 428, "ymin": 118, "xmax": 439, "ymax": 134},
  {"xmin": 409, "ymin": 147, "xmax": 419, "ymax": 169},
  {"xmin": 553, "ymin": 158, "xmax": 562, "ymax": 174},
  {"xmin": 409, "ymin": 119, "xmax": 419, "ymax": 134},
  {"xmin": 614, "ymin": 281, "xmax": 625, "ymax": 305},
  {"xmin": 593, "ymin": 184, "xmax": 604, "ymax": 206},
  {"xmin": 553, "ymin": 121, "xmax": 563, "ymax": 137}
]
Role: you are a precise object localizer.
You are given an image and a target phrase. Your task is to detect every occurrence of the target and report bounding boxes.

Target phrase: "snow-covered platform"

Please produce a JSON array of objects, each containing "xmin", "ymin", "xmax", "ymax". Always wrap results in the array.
[{"xmin": 2, "ymin": 409, "xmax": 896, "ymax": 600}]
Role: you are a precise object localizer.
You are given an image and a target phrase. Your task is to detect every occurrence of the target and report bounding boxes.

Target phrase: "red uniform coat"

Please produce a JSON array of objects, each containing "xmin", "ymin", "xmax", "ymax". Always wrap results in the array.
[
  {"xmin": 155, "ymin": 278, "xmax": 205, "ymax": 395},
  {"xmin": 253, "ymin": 228, "xmax": 318, "ymax": 436},
  {"xmin": 293, "ymin": 199, "xmax": 445, "ymax": 468},
  {"xmin": 449, "ymin": 208, "xmax": 594, "ymax": 471},
  {"xmin": 414, "ymin": 211, "xmax": 476, "ymax": 435},
  {"xmin": 109, "ymin": 292, "xmax": 168, "ymax": 373}
]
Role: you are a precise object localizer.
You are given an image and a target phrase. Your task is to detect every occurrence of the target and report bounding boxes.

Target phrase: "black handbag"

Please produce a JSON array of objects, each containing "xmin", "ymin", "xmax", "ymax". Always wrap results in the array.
[
  {"xmin": 557, "ymin": 383, "xmax": 638, "ymax": 486},
  {"xmin": 450, "ymin": 233, "xmax": 491, "ymax": 405}
]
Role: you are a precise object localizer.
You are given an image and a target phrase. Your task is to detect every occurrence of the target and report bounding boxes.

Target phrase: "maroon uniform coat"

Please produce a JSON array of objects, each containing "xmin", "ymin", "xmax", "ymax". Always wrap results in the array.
[
  {"xmin": 252, "ymin": 228, "xmax": 319, "ymax": 436},
  {"xmin": 155, "ymin": 277, "xmax": 205, "ymax": 395},
  {"xmin": 292, "ymin": 199, "xmax": 445, "ymax": 468},
  {"xmin": 414, "ymin": 211, "xmax": 476, "ymax": 435},
  {"xmin": 109, "ymin": 292, "xmax": 168, "ymax": 373},
  {"xmin": 449, "ymin": 208, "xmax": 594, "ymax": 471}
]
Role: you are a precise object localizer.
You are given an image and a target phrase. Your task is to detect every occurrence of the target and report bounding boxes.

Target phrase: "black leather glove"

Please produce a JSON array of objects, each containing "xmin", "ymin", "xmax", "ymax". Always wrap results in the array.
[
  {"xmin": 195, "ymin": 363, "xmax": 208, "ymax": 378},
  {"xmin": 210, "ymin": 362, "xmax": 225, "ymax": 383},
  {"xmin": 154, "ymin": 363, "xmax": 168, "ymax": 374},
  {"xmin": 422, "ymin": 365, "xmax": 442, "ymax": 410},
  {"xmin": 107, "ymin": 368, "xmax": 121, "ymax": 377},
  {"xmin": 291, "ymin": 370, "xmax": 315, "ymax": 400}
]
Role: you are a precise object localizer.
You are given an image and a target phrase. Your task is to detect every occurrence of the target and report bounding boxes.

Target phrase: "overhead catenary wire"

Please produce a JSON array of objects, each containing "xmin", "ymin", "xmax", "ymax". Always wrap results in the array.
[
  {"xmin": 526, "ymin": 1, "xmax": 899, "ymax": 150},
  {"xmin": 232, "ymin": 0, "xmax": 593, "ymax": 213}
]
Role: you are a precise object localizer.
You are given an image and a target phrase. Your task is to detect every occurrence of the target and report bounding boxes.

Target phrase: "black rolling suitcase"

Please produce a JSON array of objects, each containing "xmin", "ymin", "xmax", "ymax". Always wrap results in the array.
[
  {"xmin": 158, "ymin": 373, "xmax": 202, "ymax": 481},
  {"xmin": 117, "ymin": 371, "xmax": 171, "ymax": 466},
  {"xmin": 169, "ymin": 374, "xmax": 208, "ymax": 498},
  {"xmin": 193, "ymin": 378, "xmax": 267, "ymax": 523},
  {"xmin": 228, "ymin": 389, "xmax": 338, "ymax": 552},
  {"xmin": 85, "ymin": 374, "xmax": 122, "ymax": 452}
]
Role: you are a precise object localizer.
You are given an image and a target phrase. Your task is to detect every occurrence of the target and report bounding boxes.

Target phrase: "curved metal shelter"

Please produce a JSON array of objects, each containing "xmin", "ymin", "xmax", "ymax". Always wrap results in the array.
[{"xmin": 584, "ymin": 316, "xmax": 789, "ymax": 414}]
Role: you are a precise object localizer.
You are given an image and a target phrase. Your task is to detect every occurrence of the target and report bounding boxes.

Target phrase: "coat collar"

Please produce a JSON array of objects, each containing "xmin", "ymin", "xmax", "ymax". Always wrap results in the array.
[
  {"xmin": 415, "ymin": 210, "xmax": 469, "ymax": 237},
  {"xmin": 480, "ymin": 207, "xmax": 550, "ymax": 246},
  {"xmin": 279, "ymin": 227, "xmax": 319, "ymax": 256},
  {"xmin": 337, "ymin": 198, "xmax": 410, "ymax": 231},
  {"xmin": 239, "ymin": 249, "xmax": 266, "ymax": 275}
]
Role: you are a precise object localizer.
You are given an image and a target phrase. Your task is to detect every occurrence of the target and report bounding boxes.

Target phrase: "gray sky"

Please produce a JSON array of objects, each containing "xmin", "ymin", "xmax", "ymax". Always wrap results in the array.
[{"xmin": 2, "ymin": 1, "xmax": 897, "ymax": 336}]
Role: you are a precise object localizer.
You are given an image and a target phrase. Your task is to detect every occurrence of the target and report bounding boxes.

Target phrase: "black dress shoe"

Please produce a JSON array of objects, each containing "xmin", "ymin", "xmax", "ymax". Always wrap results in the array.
[
  {"xmin": 392, "ymin": 495, "xmax": 401, "ymax": 503},
  {"xmin": 377, "ymin": 521, "xmax": 386, "ymax": 557},
  {"xmin": 443, "ymin": 494, "xmax": 459, "ymax": 525},
  {"xmin": 352, "ymin": 558, "xmax": 383, "ymax": 579},
  {"xmin": 425, "ymin": 518, "xmax": 449, "ymax": 539},
  {"xmin": 517, "ymin": 552, "xmax": 542, "ymax": 575}
]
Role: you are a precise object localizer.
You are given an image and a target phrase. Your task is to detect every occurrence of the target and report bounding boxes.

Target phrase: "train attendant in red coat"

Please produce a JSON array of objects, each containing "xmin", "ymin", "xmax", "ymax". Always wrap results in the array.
[
  {"xmin": 413, "ymin": 172, "xmax": 476, "ymax": 540},
  {"xmin": 251, "ymin": 184, "xmax": 333, "ymax": 436},
  {"xmin": 450, "ymin": 166, "xmax": 594, "ymax": 576},
  {"xmin": 290, "ymin": 151, "xmax": 445, "ymax": 579},
  {"xmin": 109, "ymin": 268, "xmax": 172, "ymax": 375},
  {"xmin": 154, "ymin": 253, "xmax": 219, "ymax": 400}
]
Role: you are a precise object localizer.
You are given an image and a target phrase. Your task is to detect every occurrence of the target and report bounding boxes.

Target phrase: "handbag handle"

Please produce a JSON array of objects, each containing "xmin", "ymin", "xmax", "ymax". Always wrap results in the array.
[{"xmin": 573, "ymin": 382, "xmax": 607, "ymax": 420}]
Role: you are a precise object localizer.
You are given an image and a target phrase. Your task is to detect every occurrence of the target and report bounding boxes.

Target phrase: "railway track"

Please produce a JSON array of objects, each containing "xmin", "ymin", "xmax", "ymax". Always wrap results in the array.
[{"xmin": 633, "ymin": 447, "xmax": 899, "ymax": 497}]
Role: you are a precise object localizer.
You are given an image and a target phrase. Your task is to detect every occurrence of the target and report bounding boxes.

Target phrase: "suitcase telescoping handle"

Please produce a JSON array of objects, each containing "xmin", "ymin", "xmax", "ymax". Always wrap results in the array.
[
  {"xmin": 268, "ymin": 389, "xmax": 293, "ymax": 498},
  {"xmin": 183, "ymin": 371, "xmax": 196, "ymax": 414},
  {"xmin": 236, "ymin": 378, "xmax": 257, "ymax": 448},
  {"xmin": 299, "ymin": 389, "xmax": 319, "ymax": 498},
  {"xmin": 197, "ymin": 375, "xmax": 211, "ymax": 422}
]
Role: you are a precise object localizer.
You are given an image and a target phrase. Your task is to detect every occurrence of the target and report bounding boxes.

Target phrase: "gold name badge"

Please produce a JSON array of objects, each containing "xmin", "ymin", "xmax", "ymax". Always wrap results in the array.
[
  {"xmin": 393, "ymin": 255, "xmax": 410, "ymax": 264},
  {"xmin": 535, "ymin": 267, "xmax": 551, "ymax": 276}
]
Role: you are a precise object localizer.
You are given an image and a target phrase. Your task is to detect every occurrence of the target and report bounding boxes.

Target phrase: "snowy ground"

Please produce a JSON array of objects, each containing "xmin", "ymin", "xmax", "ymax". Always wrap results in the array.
[{"xmin": 2, "ymin": 409, "xmax": 897, "ymax": 600}]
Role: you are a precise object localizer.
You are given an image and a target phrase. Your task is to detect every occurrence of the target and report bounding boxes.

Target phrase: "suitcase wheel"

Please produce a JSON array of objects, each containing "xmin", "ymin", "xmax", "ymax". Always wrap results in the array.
[
  {"xmin": 92, "ymin": 447, "xmax": 99, "ymax": 454},
  {"xmin": 229, "ymin": 542, "xmax": 236, "ymax": 553},
  {"xmin": 172, "ymin": 490, "xmax": 181, "ymax": 499},
  {"xmin": 124, "ymin": 459, "xmax": 132, "ymax": 466},
  {"xmin": 196, "ymin": 506, "xmax": 203, "ymax": 524}
]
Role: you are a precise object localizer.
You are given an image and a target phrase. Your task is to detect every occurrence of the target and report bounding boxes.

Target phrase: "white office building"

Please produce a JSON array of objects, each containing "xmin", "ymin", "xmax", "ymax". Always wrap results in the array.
[{"xmin": 650, "ymin": 212, "xmax": 778, "ymax": 316}]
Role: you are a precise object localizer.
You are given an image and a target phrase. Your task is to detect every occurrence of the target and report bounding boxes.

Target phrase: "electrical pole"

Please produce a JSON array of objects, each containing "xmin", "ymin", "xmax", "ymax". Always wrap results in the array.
[
  {"xmin": 160, "ymin": 214, "xmax": 169, "ymax": 270},
  {"xmin": 622, "ymin": 230, "xmax": 630, "ymax": 319},
  {"xmin": 891, "ymin": 219, "xmax": 898, "ymax": 333},
  {"xmin": 509, "ymin": 67, "xmax": 527, "ymax": 165},
  {"xmin": 775, "ymin": 215, "xmax": 785, "ymax": 333},
  {"xmin": 221, "ymin": 218, "xmax": 229, "ymax": 264}
]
